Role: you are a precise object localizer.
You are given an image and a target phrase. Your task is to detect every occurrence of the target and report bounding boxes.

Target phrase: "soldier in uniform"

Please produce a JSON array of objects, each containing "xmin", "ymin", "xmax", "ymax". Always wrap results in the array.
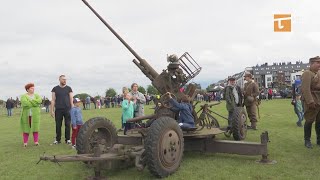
[
  {"xmin": 301, "ymin": 56, "xmax": 320, "ymax": 148},
  {"xmin": 243, "ymin": 72, "xmax": 259, "ymax": 130}
]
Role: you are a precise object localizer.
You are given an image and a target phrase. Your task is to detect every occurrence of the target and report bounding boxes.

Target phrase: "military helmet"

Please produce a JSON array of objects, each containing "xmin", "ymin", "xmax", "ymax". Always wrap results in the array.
[{"xmin": 167, "ymin": 54, "xmax": 179, "ymax": 62}]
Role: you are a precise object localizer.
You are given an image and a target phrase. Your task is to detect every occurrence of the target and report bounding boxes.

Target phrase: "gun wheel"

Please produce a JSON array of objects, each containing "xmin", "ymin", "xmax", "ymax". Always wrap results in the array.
[
  {"xmin": 231, "ymin": 107, "xmax": 247, "ymax": 141},
  {"xmin": 145, "ymin": 116, "xmax": 184, "ymax": 178},
  {"xmin": 76, "ymin": 117, "xmax": 117, "ymax": 157}
]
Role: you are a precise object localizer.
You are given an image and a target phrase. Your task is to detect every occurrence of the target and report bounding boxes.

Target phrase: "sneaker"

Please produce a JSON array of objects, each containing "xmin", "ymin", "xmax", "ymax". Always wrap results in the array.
[
  {"xmin": 53, "ymin": 140, "xmax": 61, "ymax": 145},
  {"xmin": 66, "ymin": 140, "xmax": 71, "ymax": 144},
  {"xmin": 35, "ymin": 142, "xmax": 39, "ymax": 146},
  {"xmin": 305, "ymin": 140, "xmax": 313, "ymax": 149},
  {"xmin": 72, "ymin": 145, "xmax": 76, "ymax": 149},
  {"xmin": 23, "ymin": 143, "xmax": 27, "ymax": 148}
]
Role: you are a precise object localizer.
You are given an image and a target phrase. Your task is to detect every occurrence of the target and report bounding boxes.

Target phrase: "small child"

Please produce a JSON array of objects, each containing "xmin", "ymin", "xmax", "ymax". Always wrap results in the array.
[
  {"xmin": 71, "ymin": 98, "xmax": 84, "ymax": 148},
  {"xmin": 122, "ymin": 93, "xmax": 135, "ymax": 135},
  {"xmin": 167, "ymin": 92, "xmax": 195, "ymax": 129},
  {"xmin": 120, "ymin": 87, "xmax": 130, "ymax": 131},
  {"xmin": 293, "ymin": 95, "xmax": 304, "ymax": 127}
]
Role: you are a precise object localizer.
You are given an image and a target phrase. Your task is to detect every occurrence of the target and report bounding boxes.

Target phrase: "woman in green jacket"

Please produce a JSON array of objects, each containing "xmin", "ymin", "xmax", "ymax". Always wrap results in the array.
[{"xmin": 20, "ymin": 83, "xmax": 42, "ymax": 147}]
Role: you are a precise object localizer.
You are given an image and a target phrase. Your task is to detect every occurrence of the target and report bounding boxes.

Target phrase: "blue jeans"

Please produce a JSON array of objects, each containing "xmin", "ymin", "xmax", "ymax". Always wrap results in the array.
[
  {"xmin": 7, "ymin": 108, "xmax": 13, "ymax": 116},
  {"xmin": 178, "ymin": 123, "xmax": 195, "ymax": 129},
  {"xmin": 296, "ymin": 112, "xmax": 304, "ymax": 124},
  {"xmin": 45, "ymin": 106, "xmax": 49, "ymax": 112},
  {"xmin": 124, "ymin": 123, "xmax": 133, "ymax": 135}
]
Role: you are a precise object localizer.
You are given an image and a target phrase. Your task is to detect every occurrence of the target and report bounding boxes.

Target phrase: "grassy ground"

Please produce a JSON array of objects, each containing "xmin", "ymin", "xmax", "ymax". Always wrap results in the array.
[{"xmin": 0, "ymin": 99, "xmax": 317, "ymax": 180}]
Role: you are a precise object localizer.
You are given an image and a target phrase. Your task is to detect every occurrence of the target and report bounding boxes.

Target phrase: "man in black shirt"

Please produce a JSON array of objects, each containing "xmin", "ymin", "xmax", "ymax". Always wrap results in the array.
[{"xmin": 51, "ymin": 75, "xmax": 74, "ymax": 144}]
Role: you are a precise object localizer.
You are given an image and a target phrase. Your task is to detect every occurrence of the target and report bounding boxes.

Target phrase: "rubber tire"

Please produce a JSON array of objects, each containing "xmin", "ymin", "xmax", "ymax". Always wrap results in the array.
[
  {"xmin": 145, "ymin": 116, "xmax": 184, "ymax": 178},
  {"xmin": 231, "ymin": 107, "xmax": 247, "ymax": 141},
  {"xmin": 76, "ymin": 117, "xmax": 117, "ymax": 154}
]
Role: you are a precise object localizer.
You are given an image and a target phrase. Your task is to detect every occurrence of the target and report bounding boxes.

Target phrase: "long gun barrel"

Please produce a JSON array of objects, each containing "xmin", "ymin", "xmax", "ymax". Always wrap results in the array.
[{"xmin": 82, "ymin": 0, "xmax": 159, "ymax": 81}]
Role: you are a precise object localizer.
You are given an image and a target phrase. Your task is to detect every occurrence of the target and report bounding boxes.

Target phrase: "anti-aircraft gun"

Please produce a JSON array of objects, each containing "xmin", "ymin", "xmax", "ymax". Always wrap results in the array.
[
  {"xmin": 38, "ymin": 1, "xmax": 275, "ymax": 179},
  {"xmin": 81, "ymin": 0, "xmax": 201, "ymax": 108}
]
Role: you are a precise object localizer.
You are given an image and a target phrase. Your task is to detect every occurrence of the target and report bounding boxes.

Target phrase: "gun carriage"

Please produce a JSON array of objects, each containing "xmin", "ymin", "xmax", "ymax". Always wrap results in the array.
[{"xmin": 39, "ymin": 1, "xmax": 275, "ymax": 179}]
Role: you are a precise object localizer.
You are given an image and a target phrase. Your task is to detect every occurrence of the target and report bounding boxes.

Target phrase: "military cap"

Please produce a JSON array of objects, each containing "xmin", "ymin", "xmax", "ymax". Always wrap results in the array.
[
  {"xmin": 309, "ymin": 56, "xmax": 320, "ymax": 63},
  {"xmin": 244, "ymin": 71, "xmax": 252, "ymax": 78}
]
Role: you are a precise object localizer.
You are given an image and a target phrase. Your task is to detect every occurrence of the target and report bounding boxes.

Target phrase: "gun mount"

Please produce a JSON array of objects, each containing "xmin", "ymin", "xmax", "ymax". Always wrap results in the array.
[
  {"xmin": 82, "ymin": 0, "xmax": 201, "ymax": 101},
  {"xmin": 38, "ymin": 1, "xmax": 274, "ymax": 179}
]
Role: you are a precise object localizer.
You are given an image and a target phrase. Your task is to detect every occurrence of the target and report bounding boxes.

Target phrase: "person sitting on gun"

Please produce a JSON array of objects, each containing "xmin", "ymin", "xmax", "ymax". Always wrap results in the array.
[{"xmin": 166, "ymin": 92, "xmax": 195, "ymax": 129}]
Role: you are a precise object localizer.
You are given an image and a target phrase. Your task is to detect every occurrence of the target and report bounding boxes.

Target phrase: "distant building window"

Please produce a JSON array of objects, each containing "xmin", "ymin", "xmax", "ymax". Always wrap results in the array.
[
  {"xmin": 267, "ymin": 77, "xmax": 272, "ymax": 81},
  {"xmin": 261, "ymin": 68, "xmax": 264, "ymax": 70},
  {"xmin": 307, "ymin": 65, "xmax": 310, "ymax": 67},
  {"xmin": 256, "ymin": 72, "xmax": 259, "ymax": 74},
  {"xmin": 272, "ymin": 67, "xmax": 275, "ymax": 69},
  {"xmin": 297, "ymin": 65, "xmax": 300, "ymax": 68},
  {"xmin": 266, "ymin": 68, "xmax": 269, "ymax": 70},
  {"xmin": 279, "ymin": 67, "xmax": 282, "ymax": 69},
  {"xmin": 285, "ymin": 66, "xmax": 288, "ymax": 69}
]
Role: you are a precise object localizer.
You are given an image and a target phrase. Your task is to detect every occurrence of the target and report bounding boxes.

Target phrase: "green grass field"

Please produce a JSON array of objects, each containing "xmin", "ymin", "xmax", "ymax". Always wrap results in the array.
[{"xmin": 0, "ymin": 99, "xmax": 318, "ymax": 180}]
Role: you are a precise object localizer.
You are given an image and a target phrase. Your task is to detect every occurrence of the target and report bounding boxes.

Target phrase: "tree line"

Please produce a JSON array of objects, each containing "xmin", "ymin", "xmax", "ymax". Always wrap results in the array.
[{"xmin": 73, "ymin": 85, "xmax": 159, "ymax": 100}]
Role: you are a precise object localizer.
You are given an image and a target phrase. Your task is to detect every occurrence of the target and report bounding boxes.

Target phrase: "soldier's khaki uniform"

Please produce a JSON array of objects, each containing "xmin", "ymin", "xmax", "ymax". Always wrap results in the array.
[
  {"xmin": 243, "ymin": 80, "xmax": 259, "ymax": 128},
  {"xmin": 302, "ymin": 70, "xmax": 320, "ymax": 121},
  {"xmin": 301, "ymin": 68, "xmax": 320, "ymax": 147}
]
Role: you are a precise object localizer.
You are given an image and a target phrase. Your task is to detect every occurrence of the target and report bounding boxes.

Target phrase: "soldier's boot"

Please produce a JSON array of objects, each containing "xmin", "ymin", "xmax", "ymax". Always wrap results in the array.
[
  {"xmin": 247, "ymin": 121, "xmax": 252, "ymax": 128},
  {"xmin": 315, "ymin": 121, "xmax": 320, "ymax": 146},
  {"xmin": 304, "ymin": 121, "xmax": 313, "ymax": 149},
  {"xmin": 248, "ymin": 122, "xmax": 258, "ymax": 130}
]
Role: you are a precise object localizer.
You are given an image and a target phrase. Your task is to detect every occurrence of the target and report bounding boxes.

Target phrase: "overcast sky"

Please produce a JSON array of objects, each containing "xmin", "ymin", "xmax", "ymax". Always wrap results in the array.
[{"xmin": 1, "ymin": 0, "xmax": 320, "ymax": 100}]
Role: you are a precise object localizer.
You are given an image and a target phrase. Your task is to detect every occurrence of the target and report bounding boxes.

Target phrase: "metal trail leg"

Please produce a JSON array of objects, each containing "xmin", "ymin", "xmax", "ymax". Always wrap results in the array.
[
  {"xmin": 87, "ymin": 142, "xmax": 107, "ymax": 180},
  {"xmin": 256, "ymin": 131, "xmax": 277, "ymax": 164}
]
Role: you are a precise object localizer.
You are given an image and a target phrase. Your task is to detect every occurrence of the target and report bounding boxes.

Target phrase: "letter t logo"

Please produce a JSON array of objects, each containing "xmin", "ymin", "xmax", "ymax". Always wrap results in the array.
[{"xmin": 274, "ymin": 14, "xmax": 291, "ymax": 32}]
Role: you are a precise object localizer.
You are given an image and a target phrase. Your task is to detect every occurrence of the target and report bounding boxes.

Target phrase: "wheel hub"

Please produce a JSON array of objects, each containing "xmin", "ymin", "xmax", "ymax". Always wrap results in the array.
[
  {"xmin": 240, "ymin": 114, "xmax": 247, "ymax": 136},
  {"xmin": 159, "ymin": 130, "xmax": 181, "ymax": 167},
  {"xmin": 89, "ymin": 128, "xmax": 112, "ymax": 152}
]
